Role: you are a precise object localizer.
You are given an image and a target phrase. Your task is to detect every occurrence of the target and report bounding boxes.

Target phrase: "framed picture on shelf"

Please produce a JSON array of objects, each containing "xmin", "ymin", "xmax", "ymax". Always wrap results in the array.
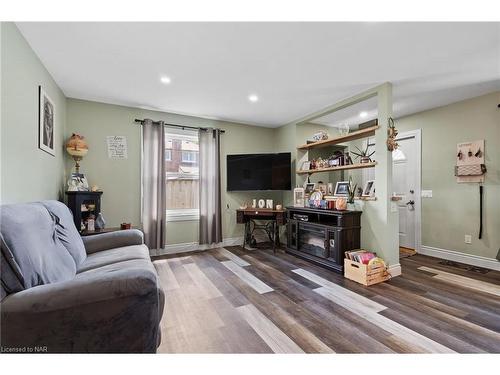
[
  {"xmin": 304, "ymin": 182, "xmax": 316, "ymax": 195},
  {"xmin": 334, "ymin": 181, "xmax": 349, "ymax": 197},
  {"xmin": 293, "ymin": 188, "xmax": 305, "ymax": 207},
  {"xmin": 38, "ymin": 86, "xmax": 55, "ymax": 156},
  {"xmin": 362, "ymin": 180, "xmax": 375, "ymax": 197},
  {"xmin": 301, "ymin": 161, "xmax": 311, "ymax": 171}
]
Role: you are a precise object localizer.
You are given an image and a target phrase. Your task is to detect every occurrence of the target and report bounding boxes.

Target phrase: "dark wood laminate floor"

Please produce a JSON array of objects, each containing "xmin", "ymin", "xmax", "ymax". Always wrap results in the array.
[{"xmin": 152, "ymin": 247, "xmax": 500, "ymax": 353}]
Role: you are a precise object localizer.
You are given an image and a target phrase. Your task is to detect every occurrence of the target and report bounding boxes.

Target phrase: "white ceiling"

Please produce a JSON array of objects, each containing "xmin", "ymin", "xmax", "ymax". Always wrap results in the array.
[{"xmin": 16, "ymin": 22, "xmax": 500, "ymax": 128}]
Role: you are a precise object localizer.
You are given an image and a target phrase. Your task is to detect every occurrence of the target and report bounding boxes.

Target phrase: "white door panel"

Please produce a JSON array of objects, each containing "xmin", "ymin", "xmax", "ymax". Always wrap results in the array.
[{"xmin": 361, "ymin": 132, "xmax": 420, "ymax": 250}]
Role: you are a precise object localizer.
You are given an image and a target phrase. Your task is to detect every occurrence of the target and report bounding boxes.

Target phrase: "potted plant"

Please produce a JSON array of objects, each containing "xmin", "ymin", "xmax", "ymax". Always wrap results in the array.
[
  {"xmin": 351, "ymin": 144, "xmax": 375, "ymax": 163},
  {"xmin": 347, "ymin": 177, "xmax": 357, "ymax": 207}
]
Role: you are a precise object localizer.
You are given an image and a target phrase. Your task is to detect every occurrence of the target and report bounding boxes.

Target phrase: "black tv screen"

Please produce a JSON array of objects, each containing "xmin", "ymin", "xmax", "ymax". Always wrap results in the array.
[{"xmin": 227, "ymin": 152, "xmax": 291, "ymax": 191}]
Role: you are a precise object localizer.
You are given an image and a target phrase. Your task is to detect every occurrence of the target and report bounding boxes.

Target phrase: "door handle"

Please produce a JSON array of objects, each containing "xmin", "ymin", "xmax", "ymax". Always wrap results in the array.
[{"xmin": 406, "ymin": 200, "xmax": 415, "ymax": 206}]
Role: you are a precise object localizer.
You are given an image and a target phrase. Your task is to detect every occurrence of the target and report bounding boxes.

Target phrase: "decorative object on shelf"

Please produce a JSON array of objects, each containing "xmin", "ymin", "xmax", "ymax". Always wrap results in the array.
[
  {"xmin": 293, "ymin": 188, "xmax": 305, "ymax": 207},
  {"xmin": 317, "ymin": 182, "xmax": 327, "ymax": 195},
  {"xmin": 86, "ymin": 214, "xmax": 96, "ymax": 232},
  {"xmin": 301, "ymin": 161, "xmax": 311, "ymax": 171},
  {"xmin": 386, "ymin": 117, "xmax": 399, "ymax": 151},
  {"xmin": 362, "ymin": 180, "xmax": 375, "ymax": 197},
  {"xmin": 120, "ymin": 223, "xmax": 132, "ymax": 230},
  {"xmin": 95, "ymin": 213, "xmax": 106, "ymax": 230},
  {"xmin": 310, "ymin": 191, "xmax": 323, "ymax": 201},
  {"xmin": 347, "ymin": 177, "xmax": 357, "ymax": 204},
  {"xmin": 327, "ymin": 182, "xmax": 334, "ymax": 195},
  {"xmin": 258, "ymin": 199, "xmax": 266, "ymax": 209},
  {"xmin": 239, "ymin": 202, "xmax": 249, "ymax": 209},
  {"xmin": 90, "ymin": 185, "xmax": 100, "ymax": 192},
  {"xmin": 304, "ymin": 182, "xmax": 316, "ymax": 195},
  {"xmin": 351, "ymin": 143, "xmax": 375, "ymax": 163},
  {"xmin": 455, "ymin": 139, "xmax": 486, "ymax": 183},
  {"xmin": 344, "ymin": 152, "xmax": 353, "ymax": 165},
  {"xmin": 356, "ymin": 187, "xmax": 363, "ymax": 197},
  {"xmin": 38, "ymin": 86, "xmax": 55, "ymax": 156},
  {"xmin": 66, "ymin": 133, "xmax": 89, "ymax": 174},
  {"xmin": 338, "ymin": 123, "xmax": 350, "ymax": 136},
  {"xmin": 252, "ymin": 199, "xmax": 257, "ymax": 208},
  {"xmin": 67, "ymin": 172, "xmax": 89, "ymax": 192},
  {"xmin": 334, "ymin": 181, "xmax": 349, "ymax": 197},
  {"xmin": 336, "ymin": 197, "xmax": 347, "ymax": 210},
  {"xmin": 312, "ymin": 130, "xmax": 328, "ymax": 141},
  {"xmin": 276, "ymin": 204, "xmax": 282, "ymax": 210},
  {"xmin": 266, "ymin": 199, "xmax": 273, "ymax": 209}
]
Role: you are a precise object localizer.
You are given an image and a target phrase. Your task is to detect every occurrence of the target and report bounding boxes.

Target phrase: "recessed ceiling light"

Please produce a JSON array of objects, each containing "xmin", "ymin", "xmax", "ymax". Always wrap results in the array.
[
  {"xmin": 359, "ymin": 111, "xmax": 368, "ymax": 118},
  {"xmin": 160, "ymin": 76, "xmax": 171, "ymax": 84},
  {"xmin": 248, "ymin": 94, "xmax": 259, "ymax": 103}
]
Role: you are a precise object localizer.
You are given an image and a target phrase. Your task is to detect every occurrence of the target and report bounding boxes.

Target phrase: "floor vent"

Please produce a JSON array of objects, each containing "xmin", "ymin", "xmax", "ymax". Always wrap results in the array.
[{"xmin": 438, "ymin": 259, "xmax": 490, "ymax": 274}]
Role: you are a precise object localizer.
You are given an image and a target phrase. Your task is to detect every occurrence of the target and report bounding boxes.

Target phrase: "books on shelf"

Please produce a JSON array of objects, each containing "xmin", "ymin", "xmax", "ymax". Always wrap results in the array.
[{"xmin": 345, "ymin": 249, "xmax": 377, "ymax": 265}]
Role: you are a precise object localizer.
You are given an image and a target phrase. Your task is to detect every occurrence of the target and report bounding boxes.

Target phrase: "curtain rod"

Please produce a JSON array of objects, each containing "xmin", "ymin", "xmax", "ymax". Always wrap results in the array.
[{"xmin": 134, "ymin": 119, "xmax": 225, "ymax": 133}]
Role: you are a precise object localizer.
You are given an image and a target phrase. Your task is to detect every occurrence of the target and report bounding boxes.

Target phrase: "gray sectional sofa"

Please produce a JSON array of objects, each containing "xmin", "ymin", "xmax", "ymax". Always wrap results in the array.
[{"xmin": 0, "ymin": 200, "xmax": 165, "ymax": 353}]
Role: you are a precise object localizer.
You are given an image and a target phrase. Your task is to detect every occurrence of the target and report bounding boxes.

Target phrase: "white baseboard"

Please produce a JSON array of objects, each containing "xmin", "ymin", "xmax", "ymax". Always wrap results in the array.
[
  {"xmin": 151, "ymin": 235, "xmax": 269, "ymax": 257},
  {"xmin": 419, "ymin": 245, "xmax": 500, "ymax": 271},
  {"xmin": 388, "ymin": 263, "xmax": 402, "ymax": 277}
]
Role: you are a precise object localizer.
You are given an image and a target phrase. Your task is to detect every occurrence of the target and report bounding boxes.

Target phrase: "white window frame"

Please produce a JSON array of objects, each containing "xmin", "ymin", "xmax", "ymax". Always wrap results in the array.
[
  {"xmin": 165, "ymin": 128, "xmax": 200, "ymax": 222},
  {"xmin": 165, "ymin": 149, "xmax": 172, "ymax": 161},
  {"xmin": 181, "ymin": 150, "xmax": 198, "ymax": 163}
]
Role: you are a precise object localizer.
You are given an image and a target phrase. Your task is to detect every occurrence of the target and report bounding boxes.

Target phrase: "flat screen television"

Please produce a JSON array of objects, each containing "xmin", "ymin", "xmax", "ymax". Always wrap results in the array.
[{"xmin": 227, "ymin": 152, "xmax": 291, "ymax": 191}]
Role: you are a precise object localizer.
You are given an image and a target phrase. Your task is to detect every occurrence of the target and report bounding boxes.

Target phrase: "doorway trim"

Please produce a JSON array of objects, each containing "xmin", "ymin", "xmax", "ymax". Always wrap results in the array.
[
  {"xmin": 366, "ymin": 129, "xmax": 422, "ymax": 253},
  {"xmin": 396, "ymin": 129, "xmax": 422, "ymax": 253}
]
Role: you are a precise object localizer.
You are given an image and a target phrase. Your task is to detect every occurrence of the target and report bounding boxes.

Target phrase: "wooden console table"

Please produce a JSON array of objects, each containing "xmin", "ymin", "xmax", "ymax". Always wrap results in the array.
[{"xmin": 236, "ymin": 209, "xmax": 286, "ymax": 253}]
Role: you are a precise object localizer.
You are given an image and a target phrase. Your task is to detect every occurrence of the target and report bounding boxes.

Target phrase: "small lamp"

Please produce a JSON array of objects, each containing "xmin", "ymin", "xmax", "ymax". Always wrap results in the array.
[{"xmin": 66, "ymin": 133, "xmax": 88, "ymax": 173}]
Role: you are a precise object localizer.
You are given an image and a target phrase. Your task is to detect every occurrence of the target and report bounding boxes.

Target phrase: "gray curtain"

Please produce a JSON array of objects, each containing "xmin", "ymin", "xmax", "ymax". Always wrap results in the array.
[
  {"xmin": 199, "ymin": 128, "xmax": 222, "ymax": 245},
  {"xmin": 142, "ymin": 119, "xmax": 166, "ymax": 250}
]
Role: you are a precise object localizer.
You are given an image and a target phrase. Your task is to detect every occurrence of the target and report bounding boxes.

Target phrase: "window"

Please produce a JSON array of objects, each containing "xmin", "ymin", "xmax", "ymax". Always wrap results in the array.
[
  {"xmin": 181, "ymin": 150, "xmax": 198, "ymax": 163},
  {"xmin": 164, "ymin": 129, "xmax": 199, "ymax": 221}
]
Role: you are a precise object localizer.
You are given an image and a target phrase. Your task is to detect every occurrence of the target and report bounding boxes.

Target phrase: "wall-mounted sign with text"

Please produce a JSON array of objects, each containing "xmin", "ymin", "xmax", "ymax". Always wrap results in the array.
[{"xmin": 106, "ymin": 135, "xmax": 128, "ymax": 159}]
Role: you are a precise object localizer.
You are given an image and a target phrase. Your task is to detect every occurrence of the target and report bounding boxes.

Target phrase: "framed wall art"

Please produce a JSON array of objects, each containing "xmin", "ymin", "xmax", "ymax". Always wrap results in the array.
[{"xmin": 39, "ymin": 86, "xmax": 55, "ymax": 156}]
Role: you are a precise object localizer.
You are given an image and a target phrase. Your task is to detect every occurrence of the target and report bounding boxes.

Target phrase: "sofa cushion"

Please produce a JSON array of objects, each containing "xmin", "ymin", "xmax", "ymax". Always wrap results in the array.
[
  {"xmin": 40, "ymin": 200, "xmax": 87, "ymax": 266},
  {"xmin": 0, "ymin": 203, "xmax": 76, "ymax": 289},
  {"xmin": 1, "ymin": 233, "xmax": 25, "ymax": 298},
  {"xmin": 77, "ymin": 244, "xmax": 150, "ymax": 273}
]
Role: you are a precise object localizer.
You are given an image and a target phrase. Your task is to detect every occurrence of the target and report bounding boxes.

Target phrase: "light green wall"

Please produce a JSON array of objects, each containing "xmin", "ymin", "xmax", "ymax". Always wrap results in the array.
[
  {"xmin": 1, "ymin": 22, "xmax": 67, "ymax": 204},
  {"xmin": 66, "ymin": 99, "xmax": 281, "ymax": 245},
  {"xmin": 397, "ymin": 91, "xmax": 500, "ymax": 259}
]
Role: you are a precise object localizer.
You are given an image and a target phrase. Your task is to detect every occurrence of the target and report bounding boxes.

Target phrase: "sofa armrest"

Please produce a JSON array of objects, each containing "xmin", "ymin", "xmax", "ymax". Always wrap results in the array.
[
  {"xmin": 82, "ymin": 229, "xmax": 144, "ymax": 254},
  {"xmin": 1, "ymin": 262, "xmax": 162, "ymax": 353}
]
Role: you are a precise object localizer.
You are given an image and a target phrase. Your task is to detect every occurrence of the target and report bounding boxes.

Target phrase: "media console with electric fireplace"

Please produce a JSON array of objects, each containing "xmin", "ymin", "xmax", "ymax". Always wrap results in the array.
[{"xmin": 286, "ymin": 206, "xmax": 361, "ymax": 273}]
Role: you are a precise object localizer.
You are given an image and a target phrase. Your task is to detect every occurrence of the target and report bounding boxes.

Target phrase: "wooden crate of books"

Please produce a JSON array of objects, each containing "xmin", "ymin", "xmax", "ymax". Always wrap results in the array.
[{"xmin": 344, "ymin": 250, "xmax": 390, "ymax": 286}]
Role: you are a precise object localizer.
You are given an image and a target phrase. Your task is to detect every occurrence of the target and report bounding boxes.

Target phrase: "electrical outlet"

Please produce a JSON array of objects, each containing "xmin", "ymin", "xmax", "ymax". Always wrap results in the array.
[
  {"xmin": 421, "ymin": 190, "xmax": 433, "ymax": 198},
  {"xmin": 464, "ymin": 234, "xmax": 472, "ymax": 244}
]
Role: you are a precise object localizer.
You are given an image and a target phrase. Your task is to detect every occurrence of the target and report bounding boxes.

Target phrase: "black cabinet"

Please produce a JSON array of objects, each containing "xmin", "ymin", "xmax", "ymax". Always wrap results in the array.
[
  {"xmin": 65, "ymin": 191, "xmax": 103, "ymax": 232},
  {"xmin": 286, "ymin": 207, "xmax": 361, "ymax": 273}
]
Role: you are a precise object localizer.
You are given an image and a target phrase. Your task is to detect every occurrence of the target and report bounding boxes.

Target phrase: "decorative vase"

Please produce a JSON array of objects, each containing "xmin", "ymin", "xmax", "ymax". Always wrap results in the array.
[
  {"xmin": 347, "ymin": 202, "xmax": 356, "ymax": 211},
  {"xmin": 95, "ymin": 213, "xmax": 106, "ymax": 230},
  {"xmin": 336, "ymin": 198, "xmax": 347, "ymax": 210},
  {"xmin": 360, "ymin": 156, "xmax": 371, "ymax": 164}
]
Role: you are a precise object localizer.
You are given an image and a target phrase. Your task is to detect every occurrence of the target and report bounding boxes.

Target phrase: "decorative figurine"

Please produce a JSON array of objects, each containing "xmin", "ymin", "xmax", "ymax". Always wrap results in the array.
[{"xmin": 95, "ymin": 213, "xmax": 106, "ymax": 230}]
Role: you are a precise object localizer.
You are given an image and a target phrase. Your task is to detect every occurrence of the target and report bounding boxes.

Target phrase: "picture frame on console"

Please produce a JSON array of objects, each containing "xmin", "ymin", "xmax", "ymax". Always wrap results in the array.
[
  {"xmin": 362, "ymin": 180, "xmax": 375, "ymax": 197},
  {"xmin": 293, "ymin": 188, "xmax": 305, "ymax": 207},
  {"xmin": 304, "ymin": 182, "xmax": 316, "ymax": 195},
  {"xmin": 334, "ymin": 181, "xmax": 349, "ymax": 197}
]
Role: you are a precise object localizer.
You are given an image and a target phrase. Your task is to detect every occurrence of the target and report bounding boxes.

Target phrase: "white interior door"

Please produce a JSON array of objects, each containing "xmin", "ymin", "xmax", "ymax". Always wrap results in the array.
[
  {"xmin": 392, "ymin": 136, "xmax": 417, "ymax": 249},
  {"xmin": 362, "ymin": 131, "xmax": 421, "ymax": 251}
]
